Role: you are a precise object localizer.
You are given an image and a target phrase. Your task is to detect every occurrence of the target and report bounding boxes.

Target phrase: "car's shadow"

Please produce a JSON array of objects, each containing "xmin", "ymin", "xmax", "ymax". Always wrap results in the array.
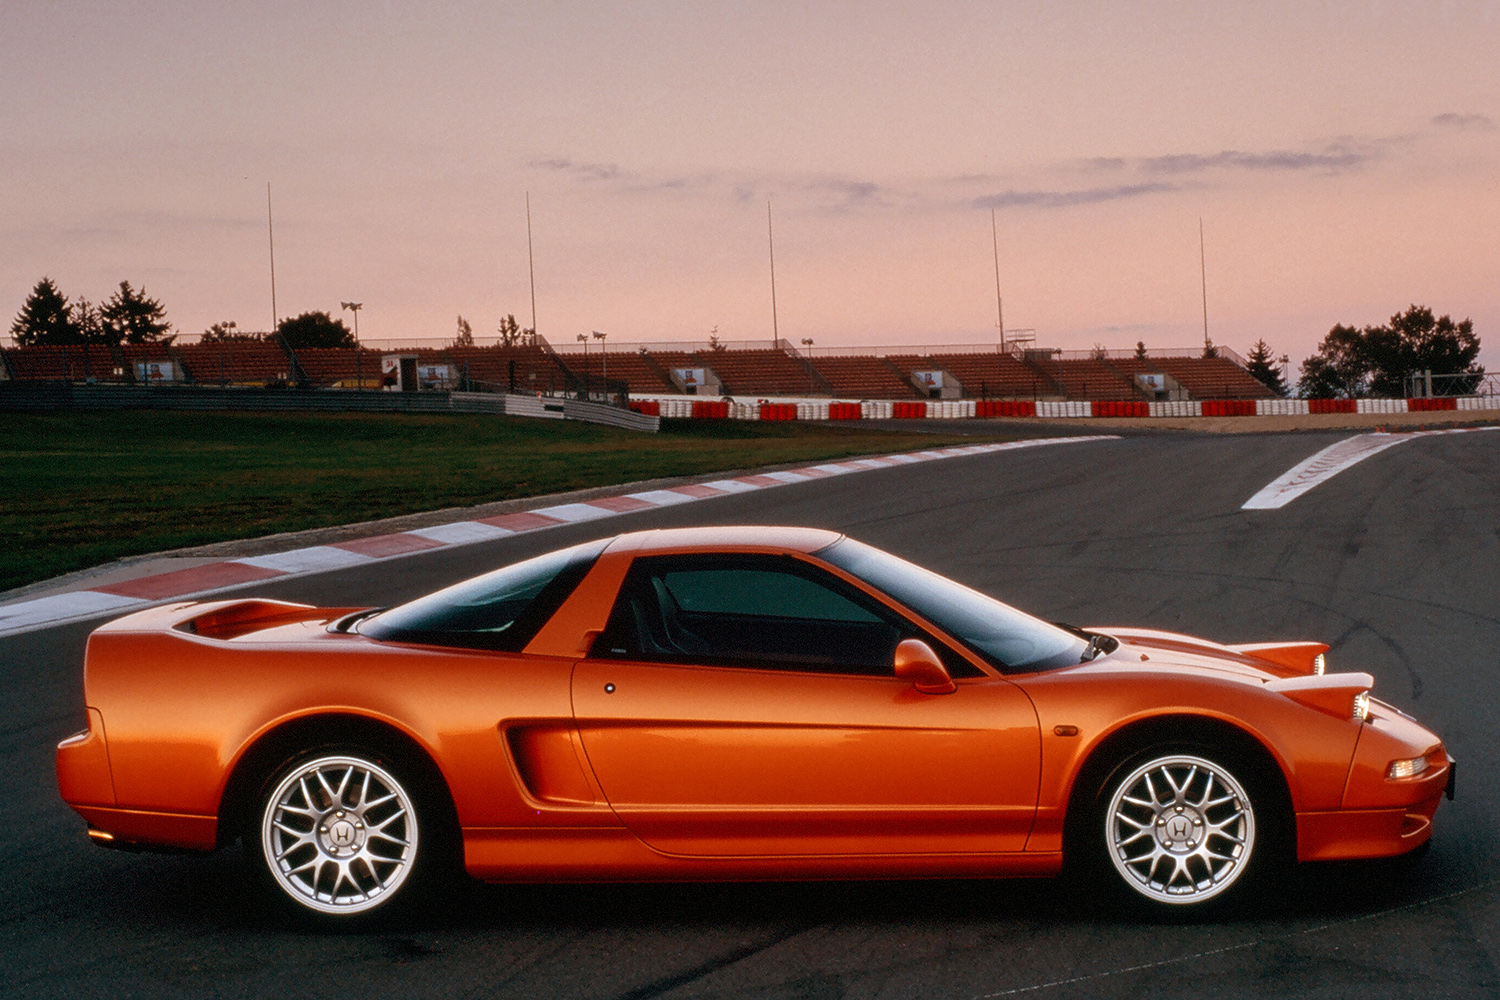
[{"xmin": 81, "ymin": 840, "xmax": 1458, "ymax": 937}]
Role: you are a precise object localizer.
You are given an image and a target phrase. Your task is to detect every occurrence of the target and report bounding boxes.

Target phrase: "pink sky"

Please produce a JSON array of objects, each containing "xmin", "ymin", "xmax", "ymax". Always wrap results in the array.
[{"xmin": 3, "ymin": 1, "xmax": 1497, "ymax": 372}]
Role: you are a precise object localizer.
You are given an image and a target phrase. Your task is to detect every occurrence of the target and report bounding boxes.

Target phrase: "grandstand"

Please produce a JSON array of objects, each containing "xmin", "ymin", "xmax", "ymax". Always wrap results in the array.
[
  {"xmin": 1029, "ymin": 356, "xmax": 1144, "ymax": 401},
  {"xmin": 0, "ymin": 335, "xmax": 1285, "ymax": 403},
  {"xmin": 560, "ymin": 348, "xmax": 677, "ymax": 394},
  {"xmin": 808, "ymin": 355, "xmax": 920, "ymax": 399},
  {"xmin": 1, "ymin": 345, "xmax": 122, "ymax": 382},
  {"xmin": 174, "ymin": 341, "xmax": 294, "ymax": 386},
  {"xmin": 294, "ymin": 348, "xmax": 386, "ymax": 388},
  {"xmin": 883, "ymin": 351, "xmax": 1044, "ymax": 398},
  {"xmin": 690, "ymin": 348, "xmax": 827, "ymax": 397}
]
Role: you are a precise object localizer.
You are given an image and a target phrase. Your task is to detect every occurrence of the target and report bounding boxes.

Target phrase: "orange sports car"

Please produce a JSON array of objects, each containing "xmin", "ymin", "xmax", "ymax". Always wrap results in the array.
[{"xmin": 57, "ymin": 526, "xmax": 1453, "ymax": 921}]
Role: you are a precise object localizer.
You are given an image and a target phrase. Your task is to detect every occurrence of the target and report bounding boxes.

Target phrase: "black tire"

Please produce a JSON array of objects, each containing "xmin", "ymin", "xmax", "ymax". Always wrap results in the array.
[
  {"xmin": 250, "ymin": 746, "xmax": 450, "ymax": 926},
  {"xmin": 1089, "ymin": 747, "xmax": 1280, "ymax": 914}
]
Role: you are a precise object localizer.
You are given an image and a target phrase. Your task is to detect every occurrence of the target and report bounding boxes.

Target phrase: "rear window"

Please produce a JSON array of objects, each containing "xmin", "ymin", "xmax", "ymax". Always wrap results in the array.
[{"xmin": 359, "ymin": 538, "xmax": 609, "ymax": 652}]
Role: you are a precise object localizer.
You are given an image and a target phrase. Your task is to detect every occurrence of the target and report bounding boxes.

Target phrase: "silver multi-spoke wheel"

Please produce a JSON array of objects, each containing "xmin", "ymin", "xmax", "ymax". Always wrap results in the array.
[
  {"xmin": 1105, "ymin": 754, "xmax": 1256, "ymax": 906},
  {"xmin": 260, "ymin": 755, "xmax": 419, "ymax": 916}
]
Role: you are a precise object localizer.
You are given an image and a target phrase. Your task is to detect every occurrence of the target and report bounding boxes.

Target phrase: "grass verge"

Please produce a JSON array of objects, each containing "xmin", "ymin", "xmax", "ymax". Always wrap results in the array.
[{"xmin": 3, "ymin": 410, "xmax": 1013, "ymax": 592}]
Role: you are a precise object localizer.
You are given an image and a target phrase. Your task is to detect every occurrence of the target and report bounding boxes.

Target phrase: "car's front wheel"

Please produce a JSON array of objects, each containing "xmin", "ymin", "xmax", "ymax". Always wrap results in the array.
[
  {"xmin": 256, "ymin": 752, "xmax": 423, "ymax": 921},
  {"xmin": 1100, "ymin": 752, "xmax": 1261, "ymax": 909}
]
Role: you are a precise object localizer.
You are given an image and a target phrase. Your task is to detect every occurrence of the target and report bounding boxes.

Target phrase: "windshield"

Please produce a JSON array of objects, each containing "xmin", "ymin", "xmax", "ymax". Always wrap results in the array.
[
  {"xmin": 818, "ymin": 537, "xmax": 1089, "ymax": 672},
  {"xmin": 359, "ymin": 537, "xmax": 610, "ymax": 651}
]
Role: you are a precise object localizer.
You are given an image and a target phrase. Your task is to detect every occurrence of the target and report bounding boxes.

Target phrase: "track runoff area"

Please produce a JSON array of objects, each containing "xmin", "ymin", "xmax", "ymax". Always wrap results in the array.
[{"xmin": 5, "ymin": 427, "xmax": 1499, "ymax": 999}]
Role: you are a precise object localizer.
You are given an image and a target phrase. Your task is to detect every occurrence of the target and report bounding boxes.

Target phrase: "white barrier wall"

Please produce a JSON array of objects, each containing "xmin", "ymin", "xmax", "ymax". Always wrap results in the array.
[
  {"xmin": 630, "ymin": 392, "xmax": 1500, "ymax": 421},
  {"xmin": 1255, "ymin": 399, "xmax": 1310, "ymax": 416},
  {"xmin": 1150, "ymin": 400, "xmax": 1204, "ymax": 417},
  {"xmin": 1036, "ymin": 401, "xmax": 1091, "ymax": 418}
]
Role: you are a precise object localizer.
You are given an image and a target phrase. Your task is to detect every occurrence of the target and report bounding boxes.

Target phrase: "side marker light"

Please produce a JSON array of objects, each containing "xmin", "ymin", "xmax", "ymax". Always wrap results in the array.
[
  {"xmin": 1352, "ymin": 690, "xmax": 1371, "ymax": 722},
  {"xmin": 1314, "ymin": 653, "xmax": 1326, "ymax": 675}
]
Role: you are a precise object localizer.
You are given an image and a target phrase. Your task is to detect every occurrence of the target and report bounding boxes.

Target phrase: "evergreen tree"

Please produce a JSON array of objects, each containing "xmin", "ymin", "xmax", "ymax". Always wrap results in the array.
[
  {"xmin": 1134, "ymin": 340, "xmax": 1148, "ymax": 360},
  {"xmin": 454, "ymin": 315, "xmax": 475, "ymax": 347},
  {"xmin": 1244, "ymin": 339, "xmax": 1287, "ymax": 396},
  {"xmin": 9, "ymin": 277, "xmax": 82, "ymax": 346},
  {"xmin": 496, "ymin": 313, "xmax": 529, "ymax": 347},
  {"xmin": 99, "ymin": 281, "xmax": 173, "ymax": 344}
]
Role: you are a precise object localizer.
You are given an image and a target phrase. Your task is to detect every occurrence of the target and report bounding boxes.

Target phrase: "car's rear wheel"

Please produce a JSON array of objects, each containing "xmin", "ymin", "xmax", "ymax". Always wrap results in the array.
[
  {"xmin": 256, "ymin": 752, "xmax": 424, "ymax": 922},
  {"xmin": 1099, "ymin": 752, "xmax": 1260, "ymax": 909}
]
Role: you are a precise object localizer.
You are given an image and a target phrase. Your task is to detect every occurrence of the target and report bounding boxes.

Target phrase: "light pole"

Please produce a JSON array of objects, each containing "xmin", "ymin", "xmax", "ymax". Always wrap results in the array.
[
  {"xmin": 576, "ymin": 333, "xmax": 589, "ymax": 398},
  {"xmin": 340, "ymin": 302, "xmax": 363, "ymax": 345},
  {"xmin": 592, "ymin": 331, "xmax": 607, "ymax": 395},
  {"xmin": 801, "ymin": 338, "xmax": 814, "ymax": 394}
]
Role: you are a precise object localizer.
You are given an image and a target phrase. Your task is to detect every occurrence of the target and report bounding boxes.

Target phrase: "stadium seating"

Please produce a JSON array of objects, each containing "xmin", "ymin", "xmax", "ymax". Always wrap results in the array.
[
  {"xmin": 1, "ymin": 345, "xmax": 123, "ymax": 382},
  {"xmin": 1031, "ymin": 357, "xmax": 1143, "ymax": 401},
  {"xmin": 807, "ymin": 355, "xmax": 920, "ymax": 399},
  {"xmin": 885, "ymin": 352, "xmax": 1046, "ymax": 398},
  {"xmin": 293, "ymin": 348, "xmax": 386, "ymax": 388},
  {"xmin": 692, "ymin": 349, "xmax": 826, "ymax": 396},
  {"xmin": 175, "ymin": 342, "xmax": 294, "ymax": 385},
  {"xmin": 1112, "ymin": 356, "xmax": 1275, "ymax": 399},
  {"xmin": 562, "ymin": 349, "xmax": 677, "ymax": 394}
]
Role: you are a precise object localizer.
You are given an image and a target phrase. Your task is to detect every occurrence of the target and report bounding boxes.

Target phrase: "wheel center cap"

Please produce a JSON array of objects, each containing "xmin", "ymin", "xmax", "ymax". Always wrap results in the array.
[
  {"xmin": 1155, "ymin": 807, "xmax": 1203, "ymax": 851},
  {"xmin": 319, "ymin": 813, "xmax": 366, "ymax": 854}
]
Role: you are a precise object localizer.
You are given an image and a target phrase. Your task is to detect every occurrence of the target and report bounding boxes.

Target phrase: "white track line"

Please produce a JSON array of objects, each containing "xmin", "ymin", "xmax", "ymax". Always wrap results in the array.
[{"xmin": 1243, "ymin": 427, "xmax": 1498, "ymax": 510}]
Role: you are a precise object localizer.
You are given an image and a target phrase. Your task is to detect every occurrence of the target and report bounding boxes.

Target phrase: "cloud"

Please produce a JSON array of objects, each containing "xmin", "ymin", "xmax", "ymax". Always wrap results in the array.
[
  {"xmin": 529, "ymin": 157, "xmax": 623, "ymax": 181},
  {"xmin": 971, "ymin": 181, "xmax": 1180, "ymax": 210},
  {"xmin": 1138, "ymin": 145, "xmax": 1377, "ymax": 175},
  {"xmin": 802, "ymin": 177, "xmax": 891, "ymax": 212},
  {"xmin": 1432, "ymin": 112, "xmax": 1496, "ymax": 132}
]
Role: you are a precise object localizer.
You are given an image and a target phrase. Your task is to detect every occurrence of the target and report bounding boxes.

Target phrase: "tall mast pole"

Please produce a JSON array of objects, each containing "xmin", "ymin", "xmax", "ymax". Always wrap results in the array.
[
  {"xmin": 991, "ymin": 208, "xmax": 1005, "ymax": 351},
  {"xmin": 526, "ymin": 192, "xmax": 538, "ymax": 341},
  {"xmin": 768, "ymin": 199, "xmax": 779, "ymax": 348},
  {"xmin": 267, "ymin": 182, "xmax": 278, "ymax": 336},
  {"xmin": 1199, "ymin": 217, "xmax": 1210, "ymax": 355}
]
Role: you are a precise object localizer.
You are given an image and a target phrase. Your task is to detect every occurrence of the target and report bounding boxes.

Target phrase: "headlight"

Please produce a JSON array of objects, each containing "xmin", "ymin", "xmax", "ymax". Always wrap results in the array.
[
  {"xmin": 1313, "ymin": 653, "xmax": 1326, "ymax": 675},
  {"xmin": 1387, "ymin": 756, "xmax": 1430, "ymax": 780},
  {"xmin": 1352, "ymin": 690, "xmax": 1371, "ymax": 722}
]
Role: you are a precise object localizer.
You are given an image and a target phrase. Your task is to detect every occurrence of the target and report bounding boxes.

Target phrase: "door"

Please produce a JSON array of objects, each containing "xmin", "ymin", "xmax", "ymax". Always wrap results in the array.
[{"xmin": 571, "ymin": 553, "xmax": 1041, "ymax": 856}]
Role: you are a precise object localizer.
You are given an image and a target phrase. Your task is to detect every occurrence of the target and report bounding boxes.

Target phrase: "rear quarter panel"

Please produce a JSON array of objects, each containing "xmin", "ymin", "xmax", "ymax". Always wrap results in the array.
[{"xmin": 83, "ymin": 608, "xmax": 585, "ymax": 837}]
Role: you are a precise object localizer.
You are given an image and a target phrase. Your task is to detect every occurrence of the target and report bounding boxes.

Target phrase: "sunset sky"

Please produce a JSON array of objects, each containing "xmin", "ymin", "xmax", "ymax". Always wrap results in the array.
[{"xmin": 3, "ymin": 1, "xmax": 1497, "ymax": 371}]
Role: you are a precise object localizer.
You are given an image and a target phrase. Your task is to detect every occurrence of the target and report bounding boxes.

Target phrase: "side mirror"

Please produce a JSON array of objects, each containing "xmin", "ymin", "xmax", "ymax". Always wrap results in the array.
[{"xmin": 894, "ymin": 639, "xmax": 957, "ymax": 695}]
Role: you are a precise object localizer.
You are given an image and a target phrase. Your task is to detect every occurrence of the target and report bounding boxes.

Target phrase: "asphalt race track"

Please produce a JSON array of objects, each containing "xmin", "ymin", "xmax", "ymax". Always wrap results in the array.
[{"xmin": 4, "ymin": 428, "xmax": 1498, "ymax": 999}]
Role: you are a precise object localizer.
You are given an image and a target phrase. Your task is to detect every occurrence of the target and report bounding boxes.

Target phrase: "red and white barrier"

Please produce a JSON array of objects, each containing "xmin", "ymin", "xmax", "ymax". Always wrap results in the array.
[{"xmin": 628, "ymin": 393, "xmax": 1499, "ymax": 423}]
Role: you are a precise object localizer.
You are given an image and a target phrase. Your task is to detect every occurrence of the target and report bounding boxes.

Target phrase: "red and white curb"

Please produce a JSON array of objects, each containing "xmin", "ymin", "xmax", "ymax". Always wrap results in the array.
[
  {"xmin": 1242, "ymin": 427, "xmax": 1499, "ymax": 510},
  {"xmin": 0, "ymin": 435, "xmax": 1116, "ymax": 638}
]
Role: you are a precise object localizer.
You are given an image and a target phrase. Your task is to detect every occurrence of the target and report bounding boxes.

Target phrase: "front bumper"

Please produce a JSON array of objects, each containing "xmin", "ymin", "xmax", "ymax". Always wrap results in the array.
[{"xmin": 1297, "ymin": 703, "xmax": 1452, "ymax": 862}]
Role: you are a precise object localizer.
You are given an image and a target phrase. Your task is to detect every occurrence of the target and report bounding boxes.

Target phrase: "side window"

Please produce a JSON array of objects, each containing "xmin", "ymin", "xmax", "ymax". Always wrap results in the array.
[{"xmin": 593, "ymin": 554, "xmax": 982, "ymax": 678}]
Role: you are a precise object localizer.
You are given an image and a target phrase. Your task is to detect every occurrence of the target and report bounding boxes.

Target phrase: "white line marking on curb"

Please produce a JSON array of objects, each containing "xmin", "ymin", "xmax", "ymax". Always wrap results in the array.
[
  {"xmin": 699, "ymin": 479, "xmax": 764, "ymax": 493},
  {"xmin": 530, "ymin": 502, "xmax": 618, "ymax": 523},
  {"xmin": 237, "ymin": 546, "xmax": 375, "ymax": 573},
  {"xmin": 625, "ymin": 489, "xmax": 701, "ymax": 506},
  {"xmin": 407, "ymin": 521, "xmax": 514, "ymax": 544},
  {"xmin": 1243, "ymin": 428, "xmax": 1499, "ymax": 510},
  {"xmin": 0, "ymin": 591, "xmax": 146, "ymax": 631}
]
